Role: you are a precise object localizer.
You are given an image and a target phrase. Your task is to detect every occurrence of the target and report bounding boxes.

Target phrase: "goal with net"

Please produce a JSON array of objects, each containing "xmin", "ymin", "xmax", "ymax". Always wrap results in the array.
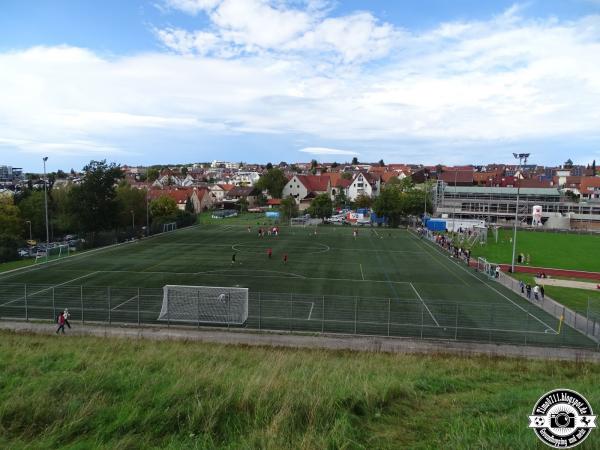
[
  {"xmin": 162, "ymin": 222, "xmax": 177, "ymax": 233},
  {"xmin": 290, "ymin": 217, "xmax": 309, "ymax": 226},
  {"xmin": 35, "ymin": 244, "xmax": 70, "ymax": 264},
  {"xmin": 158, "ymin": 285, "xmax": 249, "ymax": 325},
  {"xmin": 476, "ymin": 257, "xmax": 497, "ymax": 279}
]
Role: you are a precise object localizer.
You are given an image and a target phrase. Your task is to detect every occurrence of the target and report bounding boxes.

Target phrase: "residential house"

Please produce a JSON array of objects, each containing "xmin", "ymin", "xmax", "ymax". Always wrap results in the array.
[
  {"xmin": 282, "ymin": 175, "xmax": 331, "ymax": 209},
  {"xmin": 347, "ymin": 172, "xmax": 381, "ymax": 201}
]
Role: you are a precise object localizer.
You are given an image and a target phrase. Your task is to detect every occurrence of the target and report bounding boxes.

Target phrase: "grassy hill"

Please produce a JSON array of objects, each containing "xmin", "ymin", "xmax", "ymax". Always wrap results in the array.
[
  {"xmin": 1, "ymin": 332, "xmax": 599, "ymax": 449},
  {"xmin": 469, "ymin": 229, "xmax": 600, "ymax": 272}
]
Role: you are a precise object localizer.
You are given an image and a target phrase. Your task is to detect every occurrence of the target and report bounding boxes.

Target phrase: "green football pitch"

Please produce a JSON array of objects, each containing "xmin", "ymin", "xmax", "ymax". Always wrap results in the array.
[{"xmin": 0, "ymin": 224, "xmax": 596, "ymax": 349}]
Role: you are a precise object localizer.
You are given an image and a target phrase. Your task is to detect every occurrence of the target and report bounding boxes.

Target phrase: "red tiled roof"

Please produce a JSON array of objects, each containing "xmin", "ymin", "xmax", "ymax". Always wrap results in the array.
[
  {"xmin": 267, "ymin": 198, "xmax": 281, "ymax": 205},
  {"xmin": 296, "ymin": 175, "xmax": 330, "ymax": 192},
  {"xmin": 218, "ymin": 183, "xmax": 235, "ymax": 191},
  {"xmin": 439, "ymin": 170, "xmax": 474, "ymax": 184},
  {"xmin": 580, "ymin": 177, "xmax": 600, "ymax": 194},
  {"xmin": 148, "ymin": 188, "xmax": 193, "ymax": 204}
]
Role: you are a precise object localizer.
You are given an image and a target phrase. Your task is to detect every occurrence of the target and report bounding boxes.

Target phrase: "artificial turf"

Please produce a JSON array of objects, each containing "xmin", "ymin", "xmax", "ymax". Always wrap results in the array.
[{"xmin": 0, "ymin": 223, "xmax": 595, "ymax": 349}]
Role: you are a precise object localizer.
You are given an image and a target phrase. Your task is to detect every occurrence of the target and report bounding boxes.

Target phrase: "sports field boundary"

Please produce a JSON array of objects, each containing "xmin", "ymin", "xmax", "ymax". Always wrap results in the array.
[
  {"xmin": 2, "ymin": 320, "xmax": 599, "ymax": 363},
  {"xmin": 409, "ymin": 230, "xmax": 560, "ymax": 334},
  {"xmin": 0, "ymin": 224, "xmax": 202, "ymax": 282}
]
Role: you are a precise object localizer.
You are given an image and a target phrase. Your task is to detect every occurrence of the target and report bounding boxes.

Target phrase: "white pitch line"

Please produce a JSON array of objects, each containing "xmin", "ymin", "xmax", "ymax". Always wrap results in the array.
[
  {"xmin": 111, "ymin": 294, "xmax": 139, "ymax": 311},
  {"xmin": 0, "ymin": 271, "xmax": 98, "ymax": 307},
  {"xmin": 308, "ymin": 302, "xmax": 315, "ymax": 320},
  {"xmin": 411, "ymin": 231, "xmax": 558, "ymax": 334},
  {"xmin": 409, "ymin": 282, "xmax": 440, "ymax": 327},
  {"xmin": 360, "ymin": 264, "xmax": 365, "ymax": 281}
]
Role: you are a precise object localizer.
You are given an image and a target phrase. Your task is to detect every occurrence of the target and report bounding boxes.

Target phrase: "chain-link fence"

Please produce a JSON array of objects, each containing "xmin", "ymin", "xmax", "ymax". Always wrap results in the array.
[
  {"xmin": 497, "ymin": 273, "xmax": 600, "ymax": 344},
  {"xmin": 0, "ymin": 283, "xmax": 597, "ymax": 350}
]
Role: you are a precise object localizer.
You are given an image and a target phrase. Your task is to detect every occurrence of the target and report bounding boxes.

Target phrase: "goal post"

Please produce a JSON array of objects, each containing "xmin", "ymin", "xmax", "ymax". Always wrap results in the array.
[
  {"xmin": 476, "ymin": 257, "xmax": 497, "ymax": 279},
  {"xmin": 159, "ymin": 285, "xmax": 248, "ymax": 325},
  {"xmin": 162, "ymin": 222, "xmax": 177, "ymax": 233},
  {"xmin": 35, "ymin": 244, "xmax": 70, "ymax": 264}
]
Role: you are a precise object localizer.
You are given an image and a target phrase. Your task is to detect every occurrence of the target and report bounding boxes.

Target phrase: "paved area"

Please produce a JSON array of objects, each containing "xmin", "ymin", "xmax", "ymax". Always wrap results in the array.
[
  {"xmin": 1, "ymin": 320, "xmax": 599, "ymax": 363},
  {"xmin": 535, "ymin": 277, "xmax": 600, "ymax": 291}
]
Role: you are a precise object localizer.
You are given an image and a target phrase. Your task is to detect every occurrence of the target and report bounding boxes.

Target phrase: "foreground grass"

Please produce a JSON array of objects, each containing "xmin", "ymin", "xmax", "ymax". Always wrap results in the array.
[
  {"xmin": 0, "ymin": 259, "xmax": 35, "ymax": 273},
  {"xmin": 1, "ymin": 332, "xmax": 599, "ymax": 449},
  {"xmin": 470, "ymin": 229, "xmax": 600, "ymax": 272}
]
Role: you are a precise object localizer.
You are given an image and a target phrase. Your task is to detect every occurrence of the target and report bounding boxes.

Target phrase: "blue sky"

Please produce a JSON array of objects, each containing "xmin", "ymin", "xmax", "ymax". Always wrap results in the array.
[{"xmin": 1, "ymin": 0, "xmax": 599, "ymax": 172}]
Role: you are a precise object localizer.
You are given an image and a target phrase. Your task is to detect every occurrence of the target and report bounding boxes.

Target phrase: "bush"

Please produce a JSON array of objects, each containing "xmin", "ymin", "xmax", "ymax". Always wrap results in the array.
[{"xmin": 0, "ymin": 234, "xmax": 22, "ymax": 263}]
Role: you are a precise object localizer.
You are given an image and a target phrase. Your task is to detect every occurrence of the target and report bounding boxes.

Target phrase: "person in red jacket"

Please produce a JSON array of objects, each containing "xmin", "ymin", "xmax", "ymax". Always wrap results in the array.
[{"xmin": 55, "ymin": 309, "xmax": 71, "ymax": 334}]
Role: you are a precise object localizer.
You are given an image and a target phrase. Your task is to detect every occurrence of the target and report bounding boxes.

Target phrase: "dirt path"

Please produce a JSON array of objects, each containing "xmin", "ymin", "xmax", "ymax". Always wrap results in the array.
[
  {"xmin": 536, "ymin": 277, "xmax": 600, "ymax": 291},
  {"xmin": 1, "ymin": 320, "xmax": 599, "ymax": 363}
]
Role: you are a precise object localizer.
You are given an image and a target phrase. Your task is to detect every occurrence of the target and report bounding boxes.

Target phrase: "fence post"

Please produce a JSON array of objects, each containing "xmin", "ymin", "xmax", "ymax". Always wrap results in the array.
[
  {"xmin": 387, "ymin": 298, "xmax": 391, "ymax": 337},
  {"xmin": 137, "ymin": 288, "xmax": 141, "ymax": 326},
  {"xmin": 197, "ymin": 290, "xmax": 200, "ymax": 329},
  {"xmin": 321, "ymin": 295, "xmax": 325, "ymax": 333},
  {"xmin": 420, "ymin": 303, "xmax": 424, "ymax": 339},
  {"xmin": 454, "ymin": 304, "xmax": 459, "ymax": 340},
  {"xmin": 52, "ymin": 287, "xmax": 56, "ymax": 322},
  {"xmin": 167, "ymin": 295, "xmax": 170, "ymax": 329},
  {"xmin": 258, "ymin": 292, "xmax": 261, "ymax": 330},
  {"xmin": 524, "ymin": 311, "xmax": 530, "ymax": 345},
  {"xmin": 24, "ymin": 284, "xmax": 28, "ymax": 321},
  {"xmin": 354, "ymin": 296, "xmax": 357, "ymax": 334},
  {"xmin": 107, "ymin": 287, "xmax": 111, "ymax": 325},
  {"xmin": 289, "ymin": 293, "xmax": 293, "ymax": 332},
  {"xmin": 80, "ymin": 285, "xmax": 84, "ymax": 324}
]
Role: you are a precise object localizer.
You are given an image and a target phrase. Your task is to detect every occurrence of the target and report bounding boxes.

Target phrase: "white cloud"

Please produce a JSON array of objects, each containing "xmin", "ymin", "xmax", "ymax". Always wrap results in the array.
[
  {"xmin": 299, "ymin": 147, "xmax": 358, "ymax": 155},
  {"xmin": 1, "ymin": 7, "xmax": 600, "ymax": 164},
  {"xmin": 164, "ymin": 0, "xmax": 222, "ymax": 15}
]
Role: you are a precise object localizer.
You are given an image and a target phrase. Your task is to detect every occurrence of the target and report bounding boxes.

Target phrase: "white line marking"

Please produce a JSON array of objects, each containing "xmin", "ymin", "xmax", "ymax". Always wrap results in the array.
[
  {"xmin": 411, "ymin": 231, "xmax": 558, "ymax": 334},
  {"xmin": 0, "ymin": 272, "xmax": 98, "ymax": 307},
  {"xmin": 308, "ymin": 302, "xmax": 314, "ymax": 320},
  {"xmin": 410, "ymin": 282, "xmax": 440, "ymax": 327},
  {"xmin": 360, "ymin": 263, "xmax": 365, "ymax": 281},
  {"xmin": 111, "ymin": 294, "xmax": 139, "ymax": 311}
]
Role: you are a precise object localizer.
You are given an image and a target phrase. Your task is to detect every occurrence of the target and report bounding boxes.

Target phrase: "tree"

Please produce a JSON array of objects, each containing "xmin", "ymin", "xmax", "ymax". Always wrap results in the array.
[
  {"xmin": 0, "ymin": 234, "xmax": 20, "ymax": 263},
  {"xmin": 331, "ymin": 162, "xmax": 339, "ymax": 168},
  {"xmin": 238, "ymin": 197, "xmax": 249, "ymax": 213},
  {"xmin": 256, "ymin": 193, "xmax": 268, "ymax": 206},
  {"xmin": 564, "ymin": 159, "xmax": 574, "ymax": 169},
  {"xmin": 351, "ymin": 157, "xmax": 359, "ymax": 165},
  {"xmin": 68, "ymin": 160, "xmax": 123, "ymax": 232},
  {"xmin": 333, "ymin": 189, "xmax": 349, "ymax": 209},
  {"xmin": 279, "ymin": 197, "xmax": 298, "ymax": 220},
  {"xmin": 592, "ymin": 160, "xmax": 596, "ymax": 176},
  {"xmin": 378, "ymin": 159, "xmax": 385, "ymax": 167},
  {"xmin": 0, "ymin": 199, "xmax": 22, "ymax": 238},
  {"xmin": 354, "ymin": 193, "xmax": 372, "ymax": 209},
  {"xmin": 184, "ymin": 196, "xmax": 195, "ymax": 214},
  {"xmin": 147, "ymin": 168, "xmax": 160, "ymax": 182},
  {"xmin": 373, "ymin": 185, "xmax": 403, "ymax": 227},
  {"xmin": 341, "ymin": 172, "xmax": 353, "ymax": 180},
  {"xmin": 17, "ymin": 190, "xmax": 45, "ymax": 239},
  {"xmin": 307, "ymin": 193, "xmax": 333, "ymax": 219},
  {"xmin": 266, "ymin": 162, "xmax": 273, "ymax": 170},
  {"xmin": 255, "ymin": 168, "xmax": 287, "ymax": 198},
  {"xmin": 181, "ymin": 167, "xmax": 188, "ymax": 176},
  {"xmin": 116, "ymin": 183, "xmax": 148, "ymax": 229},
  {"xmin": 150, "ymin": 195, "xmax": 178, "ymax": 218},
  {"xmin": 56, "ymin": 169, "xmax": 67, "ymax": 179}
]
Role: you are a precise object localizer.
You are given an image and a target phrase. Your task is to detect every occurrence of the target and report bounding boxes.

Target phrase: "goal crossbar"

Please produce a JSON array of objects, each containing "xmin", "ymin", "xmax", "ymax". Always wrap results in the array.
[{"xmin": 159, "ymin": 285, "xmax": 248, "ymax": 325}]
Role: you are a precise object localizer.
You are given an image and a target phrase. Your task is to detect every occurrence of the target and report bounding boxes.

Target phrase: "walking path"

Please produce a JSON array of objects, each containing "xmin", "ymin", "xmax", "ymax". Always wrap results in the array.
[
  {"xmin": 1, "ymin": 320, "xmax": 599, "ymax": 363},
  {"xmin": 535, "ymin": 277, "xmax": 600, "ymax": 291}
]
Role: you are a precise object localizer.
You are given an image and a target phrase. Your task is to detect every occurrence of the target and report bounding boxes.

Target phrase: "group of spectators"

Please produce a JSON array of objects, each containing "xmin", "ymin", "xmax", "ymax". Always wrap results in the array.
[{"xmin": 519, "ymin": 280, "xmax": 545, "ymax": 301}]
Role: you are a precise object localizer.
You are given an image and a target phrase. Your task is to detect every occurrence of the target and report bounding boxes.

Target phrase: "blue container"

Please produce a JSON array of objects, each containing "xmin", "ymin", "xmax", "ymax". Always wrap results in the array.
[
  {"xmin": 426, "ymin": 219, "xmax": 446, "ymax": 231},
  {"xmin": 265, "ymin": 211, "xmax": 280, "ymax": 219}
]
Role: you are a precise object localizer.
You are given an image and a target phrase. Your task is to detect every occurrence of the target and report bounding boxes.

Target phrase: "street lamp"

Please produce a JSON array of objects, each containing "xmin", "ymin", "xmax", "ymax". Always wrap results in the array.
[
  {"xmin": 42, "ymin": 156, "xmax": 50, "ymax": 247},
  {"xmin": 510, "ymin": 153, "xmax": 530, "ymax": 273},
  {"xmin": 423, "ymin": 172, "xmax": 429, "ymax": 220},
  {"xmin": 131, "ymin": 210, "xmax": 135, "ymax": 230},
  {"xmin": 25, "ymin": 220, "xmax": 32, "ymax": 241}
]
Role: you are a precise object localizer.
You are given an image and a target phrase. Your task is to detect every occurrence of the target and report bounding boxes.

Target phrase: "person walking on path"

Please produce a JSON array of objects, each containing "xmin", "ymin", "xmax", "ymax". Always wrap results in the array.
[
  {"xmin": 519, "ymin": 280, "xmax": 525, "ymax": 294},
  {"xmin": 56, "ymin": 309, "xmax": 71, "ymax": 334},
  {"xmin": 526, "ymin": 284, "xmax": 532, "ymax": 299},
  {"xmin": 540, "ymin": 285, "xmax": 545, "ymax": 299},
  {"xmin": 533, "ymin": 285, "xmax": 540, "ymax": 301}
]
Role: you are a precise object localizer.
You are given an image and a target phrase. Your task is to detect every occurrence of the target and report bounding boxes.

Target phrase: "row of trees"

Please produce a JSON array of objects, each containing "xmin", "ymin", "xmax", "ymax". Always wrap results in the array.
[{"xmin": 0, "ymin": 160, "xmax": 195, "ymax": 262}]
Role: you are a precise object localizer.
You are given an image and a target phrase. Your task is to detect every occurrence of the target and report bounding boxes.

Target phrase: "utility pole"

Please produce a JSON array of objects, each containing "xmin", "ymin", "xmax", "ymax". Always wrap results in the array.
[
  {"xmin": 423, "ymin": 172, "xmax": 429, "ymax": 220},
  {"xmin": 42, "ymin": 157, "xmax": 50, "ymax": 246},
  {"xmin": 510, "ymin": 153, "xmax": 530, "ymax": 273},
  {"xmin": 25, "ymin": 220, "xmax": 32, "ymax": 241}
]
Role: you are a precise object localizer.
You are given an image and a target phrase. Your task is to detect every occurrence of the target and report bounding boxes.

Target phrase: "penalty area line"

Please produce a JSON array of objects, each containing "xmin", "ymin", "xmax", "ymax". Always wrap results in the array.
[{"xmin": 409, "ymin": 282, "xmax": 440, "ymax": 327}]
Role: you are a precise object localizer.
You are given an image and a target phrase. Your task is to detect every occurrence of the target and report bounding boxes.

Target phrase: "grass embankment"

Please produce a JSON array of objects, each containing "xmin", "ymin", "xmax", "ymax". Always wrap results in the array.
[
  {"xmin": 510, "ymin": 272, "xmax": 600, "ymax": 314},
  {"xmin": 1, "ymin": 332, "xmax": 599, "ymax": 449},
  {"xmin": 0, "ymin": 259, "xmax": 35, "ymax": 273},
  {"xmin": 470, "ymin": 229, "xmax": 600, "ymax": 272}
]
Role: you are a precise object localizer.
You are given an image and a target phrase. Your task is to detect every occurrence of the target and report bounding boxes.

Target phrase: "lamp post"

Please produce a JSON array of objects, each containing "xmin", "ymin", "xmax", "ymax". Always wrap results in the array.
[
  {"xmin": 423, "ymin": 172, "xmax": 429, "ymax": 220},
  {"xmin": 42, "ymin": 157, "xmax": 50, "ymax": 246},
  {"xmin": 131, "ymin": 210, "xmax": 135, "ymax": 230},
  {"xmin": 25, "ymin": 220, "xmax": 32, "ymax": 241},
  {"xmin": 510, "ymin": 153, "xmax": 530, "ymax": 273}
]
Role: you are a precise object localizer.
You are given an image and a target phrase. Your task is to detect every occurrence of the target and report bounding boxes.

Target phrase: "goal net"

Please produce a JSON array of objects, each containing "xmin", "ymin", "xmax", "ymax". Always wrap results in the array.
[
  {"xmin": 476, "ymin": 257, "xmax": 497, "ymax": 279},
  {"xmin": 158, "ymin": 285, "xmax": 249, "ymax": 325},
  {"xmin": 35, "ymin": 244, "xmax": 69, "ymax": 263},
  {"xmin": 162, "ymin": 222, "xmax": 177, "ymax": 233},
  {"xmin": 290, "ymin": 217, "xmax": 308, "ymax": 226}
]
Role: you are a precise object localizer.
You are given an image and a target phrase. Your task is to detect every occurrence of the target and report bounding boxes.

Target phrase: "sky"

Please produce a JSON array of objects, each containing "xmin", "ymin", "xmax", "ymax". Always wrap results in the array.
[{"xmin": 1, "ymin": 0, "xmax": 599, "ymax": 172}]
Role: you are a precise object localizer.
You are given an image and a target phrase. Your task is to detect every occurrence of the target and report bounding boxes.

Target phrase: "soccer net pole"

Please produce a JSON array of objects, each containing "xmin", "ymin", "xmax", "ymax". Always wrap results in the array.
[{"xmin": 159, "ymin": 285, "xmax": 248, "ymax": 325}]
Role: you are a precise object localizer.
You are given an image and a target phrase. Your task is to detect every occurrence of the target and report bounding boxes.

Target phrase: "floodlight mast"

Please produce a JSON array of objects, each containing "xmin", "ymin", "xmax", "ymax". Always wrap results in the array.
[
  {"xmin": 510, "ymin": 153, "xmax": 530, "ymax": 273},
  {"xmin": 43, "ymin": 157, "xmax": 50, "ymax": 247}
]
